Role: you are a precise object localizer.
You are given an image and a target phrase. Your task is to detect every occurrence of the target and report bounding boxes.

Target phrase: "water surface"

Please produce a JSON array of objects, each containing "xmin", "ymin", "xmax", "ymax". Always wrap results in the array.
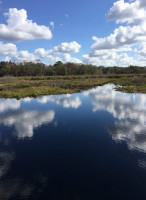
[{"xmin": 0, "ymin": 84, "xmax": 146, "ymax": 200}]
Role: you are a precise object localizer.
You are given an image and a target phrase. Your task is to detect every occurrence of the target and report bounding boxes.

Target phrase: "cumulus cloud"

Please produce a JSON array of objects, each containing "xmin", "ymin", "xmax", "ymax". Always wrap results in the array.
[
  {"xmin": 135, "ymin": 42, "xmax": 146, "ymax": 61},
  {"xmin": 52, "ymin": 41, "xmax": 81, "ymax": 53},
  {"xmin": 89, "ymin": 47, "xmax": 132, "ymax": 57},
  {"xmin": 0, "ymin": 40, "xmax": 81, "ymax": 64},
  {"xmin": 0, "ymin": 8, "xmax": 52, "ymax": 42},
  {"xmin": 40, "ymin": 53, "xmax": 82, "ymax": 64},
  {"xmin": 12, "ymin": 50, "xmax": 38, "ymax": 62},
  {"xmin": 61, "ymin": 53, "xmax": 82, "ymax": 63},
  {"xmin": 35, "ymin": 41, "xmax": 81, "ymax": 57},
  {"xmin": 34, "ymin": 41, "xmax": 81, "ymax": 64},
  {"xmin": 83, "ymin": 0, "xmax": 146, "ymax": 66},
  {"xmin": 0, "ymin": 42, "xmax": 17, "ymax": 56},
  {"xmin": 3, "ymin": 56, "xmax": 11, "ymax": 62},
  {"xmin": 0, "ymin": 110, "xmax": 55, "ymax": 139},
  {"xmin": 1, "ymin": 47, "xmax": 40, "ymax": 63},
  {"xmin": 91, "ymin": 24, "xmax": 146, "ymax": 51},
  {"xmin": 84, "ymin": 84, "xmax": 146, "ymax": 152},
  {"xmin": 37, "ymin": 94, "xmax": 82, "ymax": 109},
  {"xmin": 83, "ymin": 51, "xmax": 138, "ymax": 67},
  {"xmin": 107, "ymin": 0, "xmax": 145, "ymax": 24}
]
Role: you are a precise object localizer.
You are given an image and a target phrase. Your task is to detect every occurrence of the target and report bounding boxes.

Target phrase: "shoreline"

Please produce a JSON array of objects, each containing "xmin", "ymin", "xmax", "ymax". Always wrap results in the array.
[{"xmin": 0, "ymin": 74, "xmax": 146, "ymax": 99}]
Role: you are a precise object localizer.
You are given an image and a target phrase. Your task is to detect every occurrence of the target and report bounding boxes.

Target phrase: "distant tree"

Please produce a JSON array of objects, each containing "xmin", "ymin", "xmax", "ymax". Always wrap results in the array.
[
  {"xmin": 0, "ymin": 61, "xmax": 146, "ymax": 77},
  {"xmin": 53, "ymin": 61, "xmax": 63, "ymax": 66}
]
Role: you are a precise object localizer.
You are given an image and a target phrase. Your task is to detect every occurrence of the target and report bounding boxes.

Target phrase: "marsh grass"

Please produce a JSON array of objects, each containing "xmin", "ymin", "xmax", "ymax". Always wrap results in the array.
[
  {"xmin": 0, "ymin": 74, "xmax": 146, "ymax": 98},
  {"xmin": 0, "ymin": 76, "xmax": 17, "ymax": 83}
]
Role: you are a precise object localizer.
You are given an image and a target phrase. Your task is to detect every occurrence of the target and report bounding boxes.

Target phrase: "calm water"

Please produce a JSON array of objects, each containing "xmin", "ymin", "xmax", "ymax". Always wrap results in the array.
[{"xmin": 0, "ymin": 84, "xmax": 146, "ymax": 200}]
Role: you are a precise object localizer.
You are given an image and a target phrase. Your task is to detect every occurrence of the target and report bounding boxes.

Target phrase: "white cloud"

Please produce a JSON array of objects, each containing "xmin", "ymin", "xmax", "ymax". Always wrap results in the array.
[
  {"xmin": 34, "ymin": 41, "xmax": 82, "ymax": 64},
  {"xmin": 12, "ymin": 50, "xmax": 38, "ymax": 62},
  {"xmin": 45, "ymin": 54, "xmax": 82, "ymax": 64},
  {"xmin": 107, "ymin": 0, "xmax": 145, "ymax": 24},
  {"xmin": 83, "ymin": 0, "xmax": 146, "ymax": 66},
  {"xmin": 34, "ymin": 48, "xmax": 47, "ymax": 58},
  {"xmin": 83, "ymin": 51, "xmax": 138, "ymax": 67},
  {"xmin": 0, "ymin": 8, "xmax": 52, "ymax": 42},
  {"xmin": 0, "ymin": 110, "xmax": 55, "ymax": 139},
  {"xmin": 45, "ymin": 55, "xmax": 63, "ymax": 64},
  {"xmin": 53, "ymin": 41, "xmax": 81, "ymax": 53},
  {"xmin": 61, "ymin": 53, "xmax": 82, "ymax": 63},
  {"xmin": 35, "ymin": 41, "xmax": 81, "ymax": 57},
  {"xmin": 91, "ymin": 24, "xmax": 146, "ymax": 51},
  {"xmin": 4, "ymin": 56, "xmax": 11, "ymax": 62},
  {"xmin": 89, "ymin": 47, "xmax": 132, "ymax": 57},
  {"xmin": 34, "ymin": 53, "xmax": 81, "ymax": 65},
  {"xmin": 135, "ymin": 42, "xmax": 146, "ymax": 61},
  {"xmin": 0, "ymin": 42, "xmax": 17, "ymax": 56},
  {"xmin": 1, "ymin": 41, "xmax": 82, "ymax": 64}
]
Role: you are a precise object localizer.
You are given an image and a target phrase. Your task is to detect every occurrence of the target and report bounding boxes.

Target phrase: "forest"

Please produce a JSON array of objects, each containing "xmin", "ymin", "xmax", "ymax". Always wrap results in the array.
[{"xmin": 0, "ymin": 61, "xmax": 146, "ymax": 77}]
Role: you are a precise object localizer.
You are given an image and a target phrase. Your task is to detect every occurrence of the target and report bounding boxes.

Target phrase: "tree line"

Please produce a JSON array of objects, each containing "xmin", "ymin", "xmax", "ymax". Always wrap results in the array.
[{"xmin": 0, "ymin": 61, "xmax": 146, "ymax": 77}]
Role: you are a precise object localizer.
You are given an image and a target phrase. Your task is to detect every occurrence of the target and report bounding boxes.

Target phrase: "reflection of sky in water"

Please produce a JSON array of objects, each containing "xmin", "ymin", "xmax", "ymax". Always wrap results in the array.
[
  {"xmin": 0, "ymin": 84, "xmax": 146, "ymax": 151},
  {"xmin": 0, "ymin": 84, "xmax": 146, "ymax": 199},
  {"xmin": 0, "ymin": 84, "xmax": 146, "ymax": 152},
  {"xmin": 0, "ymin": 98, "xmax": 20, "ymax": 112},
  {"xmin": 84, "ymin": 84, "xmax": 146, "ymax": 153},
  {"xmin": 0, "ymin": 110, "xmax": 55, "ymax": 139},
  {"xmin": 37, "ymin": 94, "xmax": 82, "ymax": 109}
]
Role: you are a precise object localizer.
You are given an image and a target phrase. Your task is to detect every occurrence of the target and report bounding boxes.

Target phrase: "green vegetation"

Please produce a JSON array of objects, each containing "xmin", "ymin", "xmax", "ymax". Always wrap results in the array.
[
  {"xmin": 0, "ymin": 61, "xmax": 146, "ymax": 76},
  {"xmin": 0, "ymin": 61, "xmax": 146, "ymax": 98},
  {"xmin": 112, "ymin": 74, "xmax": 146, "ymax": 93},
  {"xmin": 0, "ymin": 74, "xmax": 146, "ymax": 98}
]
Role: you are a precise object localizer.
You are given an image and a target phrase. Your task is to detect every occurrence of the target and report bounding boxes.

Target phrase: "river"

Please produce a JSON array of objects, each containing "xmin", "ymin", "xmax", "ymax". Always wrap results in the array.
[{"xmin": 0, "ymin": 84, "xmax": 146, "ymax": 199}]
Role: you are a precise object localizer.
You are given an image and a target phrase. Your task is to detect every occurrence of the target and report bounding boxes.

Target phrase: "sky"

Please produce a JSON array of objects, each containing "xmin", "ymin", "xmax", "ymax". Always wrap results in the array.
[{"xmin": 0, "ymin": 0, "xmax": 146, "ymax": 66}]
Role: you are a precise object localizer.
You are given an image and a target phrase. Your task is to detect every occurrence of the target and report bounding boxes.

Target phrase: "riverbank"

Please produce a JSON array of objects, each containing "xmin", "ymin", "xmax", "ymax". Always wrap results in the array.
[{"xmin": 0, "ymin": 74, "xmax": 146, "ymax": 98}]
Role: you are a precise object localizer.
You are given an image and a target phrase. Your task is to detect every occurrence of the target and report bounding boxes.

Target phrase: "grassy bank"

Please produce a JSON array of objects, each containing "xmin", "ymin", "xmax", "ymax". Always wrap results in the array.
[{"xmin": 0, "ymin": 74, "xmax": 146, "ymax": 98}]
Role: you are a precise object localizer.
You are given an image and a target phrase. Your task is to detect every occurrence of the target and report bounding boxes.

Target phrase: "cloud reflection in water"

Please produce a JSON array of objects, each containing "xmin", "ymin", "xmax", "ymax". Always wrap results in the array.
[
  {"xmin": 84, "ymin": 84, "xmax": 146, "ymax": 153},
  {"xmin": 0, "ymin": 110, "xmax": 55, "ymax": 139},
  {"xmin": 0, "ymin": 99, "xmax": 20, "ymax": 112},
  {"xmin": 0, "ymin": 93, "xmax": 82, "ymax": 140},
  {"xmin": 0, "ymin": 152, "xmax": 15, "ymax": 178},
  {"xmin": 37, "ymin": 94, "xmax": 82, "ymax": 109}
]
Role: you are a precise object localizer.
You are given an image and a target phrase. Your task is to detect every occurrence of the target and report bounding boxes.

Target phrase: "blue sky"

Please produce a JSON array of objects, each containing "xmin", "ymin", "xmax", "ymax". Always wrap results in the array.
[{"xmin": 0, "ymin": 0, "xmax": 146, "ymax": 66}]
